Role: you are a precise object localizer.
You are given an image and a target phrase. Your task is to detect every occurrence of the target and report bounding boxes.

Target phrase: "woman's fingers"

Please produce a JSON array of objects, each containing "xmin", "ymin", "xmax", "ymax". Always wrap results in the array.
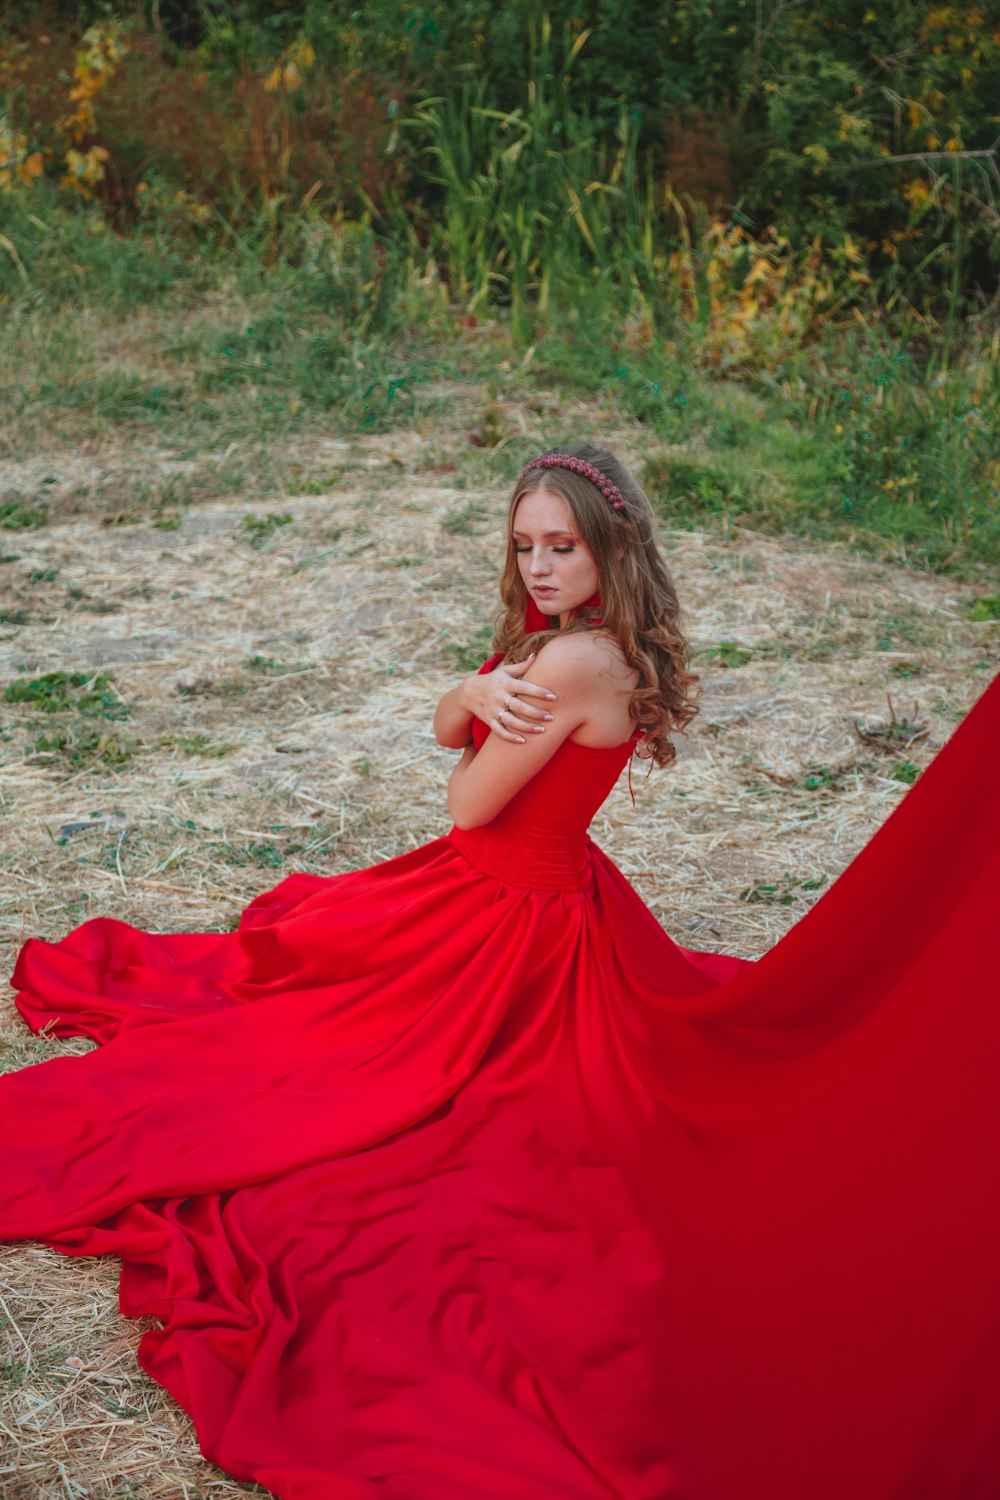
[
  {"xmin": 506, "ymin": 710, "xmax": 545, "ymax": 735},
  {"xmin": 513, "ymin": 680, "xmax": 558, "ymax": 702},
  {"xmin": 492, "ymin": 716, "xmax": 526, "ymax": 744},
  {"xmin": 499, "ymin": 662, "xmax": 557, "ymax": 705},
  {"xmin": 474, "ymin": 656, "xmax": 557, "ymax": 745},
  {"xmin": 505, "ymin": 697, "xmax": 551, "ymax": 727},
  {"xmin": 504, "ymin": 657, "xmax": 557, "ymax": 700}
]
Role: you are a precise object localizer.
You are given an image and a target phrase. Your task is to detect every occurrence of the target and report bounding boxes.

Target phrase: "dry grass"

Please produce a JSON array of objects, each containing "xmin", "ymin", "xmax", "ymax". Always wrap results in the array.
[{"xmin": 1, "ymin": 395, "xmax": 997, "ymax": 1498}]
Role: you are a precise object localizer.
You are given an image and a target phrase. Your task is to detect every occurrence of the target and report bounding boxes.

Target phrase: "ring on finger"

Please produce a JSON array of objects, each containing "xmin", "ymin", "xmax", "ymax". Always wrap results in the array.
[
  {"xmin": 503, "ymin": 694, "xmax": 512, "ymax": 712},
  {"xmin": 497, "ymin": 709, "xmax": 506, "ymax": 726}
]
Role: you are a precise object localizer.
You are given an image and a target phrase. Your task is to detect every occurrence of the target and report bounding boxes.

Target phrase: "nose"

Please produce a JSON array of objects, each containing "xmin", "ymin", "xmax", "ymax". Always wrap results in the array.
[{"xmin": 528, "ymin": 547, "xmax": 551, "ymax": 577}]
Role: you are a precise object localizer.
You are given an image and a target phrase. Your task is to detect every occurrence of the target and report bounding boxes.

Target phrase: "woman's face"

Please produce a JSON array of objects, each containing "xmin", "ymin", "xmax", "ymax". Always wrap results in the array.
[{"xmin": 512, "ymin": 486, "xmax": 600, "ymax": 627}]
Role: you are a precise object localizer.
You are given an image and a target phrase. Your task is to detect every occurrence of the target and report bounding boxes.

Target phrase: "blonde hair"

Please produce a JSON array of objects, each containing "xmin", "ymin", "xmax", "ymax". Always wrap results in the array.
[{"xmin": 494, "ymin": 443, "xmax": 699, "ymax": 766}]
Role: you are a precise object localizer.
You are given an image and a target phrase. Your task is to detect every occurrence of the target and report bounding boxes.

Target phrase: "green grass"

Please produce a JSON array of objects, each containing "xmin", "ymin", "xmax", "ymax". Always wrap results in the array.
[
  {"xmin": 740, "ymin": 874, "xmax": 829, "ymax": 906},
  {"xmin": 1, "ymin": 190, "xmax": 997, "ymax": 577},
  {"xmin": 4, "ymin": 670, "xmax": 128, "ymax": 718},
  {"xmin": 968, "ymin": 593, "xmax": 1000, "ymax": 621},
  {"xmin": 3, "ymin": 671, "xmax": 134, "ymax": 766},
  {"xmin": 243, "ymin": 512, "xmax": 293, "ymax": 548},
  {"xmin": 445, "ymin": 626, "xmax": 496, "ymax": 673},
  {"xmin": 442, "ymin": 502, "xmax": 489, "ymax": 537},
  {"xmin": 0, "ymin": 499, "xmax": 47, "ymax": 528},
  {"xmin": 29, "ymin": 725, "xmax": 137, "ymax": 765},
  {"xmin": 157, "ymin": 733, "xmax": 235, "ymax": 758},
  {"xmin": 695, "ymin": 642, "xmax": 754, "ymax": 669}
]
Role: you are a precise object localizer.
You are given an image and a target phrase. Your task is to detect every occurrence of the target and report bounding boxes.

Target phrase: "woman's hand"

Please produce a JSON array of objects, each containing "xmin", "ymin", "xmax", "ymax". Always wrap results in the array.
[{"xmin": 460, "ymin": 654, "xmax": 557, "ymax": 744}]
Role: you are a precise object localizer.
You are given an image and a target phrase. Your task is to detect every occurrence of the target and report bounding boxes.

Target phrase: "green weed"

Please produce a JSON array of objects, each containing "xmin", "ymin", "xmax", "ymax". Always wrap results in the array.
[
  {"xmin": 697, "ymin": 642, "xmax": 753, "ymax": 669},
  {"xmin": 207, "ymin": 839, "xmax": 284, "ymax": 869},
  {"xmin": 0, "ymin": 499, "xmax": 46, "ymax": 529},
  {"xmin": 443, "ymin": 503, "xmax": 489, "ymax": 537},
  {"xmin": 31, "ymin": 726, "xmax": 136, "ymax": 765},
  {"xmin": 445, "ymin": 626, "xmax": 496, "ymax": 673},
  {"xmin": 4, "ymin": 670, "xmax": 128, "ymax": 718},
  {"xmin": 243, "ymin": 512, "xmax": 293, "ymax": 548},
  {"xmin": 740, "ymin": 874, "xmax": 828, "ymax": 906},
  {"xmin": 968, "ymin": 594, "xmax": 1000, "ymax": 621},
  {"xmin": 795, "ymin": 765, "xmax": 851, "ymax": 792},
  {"xmin": 171, "ymin": 733, "xmax": 235, "ymax": 758}
]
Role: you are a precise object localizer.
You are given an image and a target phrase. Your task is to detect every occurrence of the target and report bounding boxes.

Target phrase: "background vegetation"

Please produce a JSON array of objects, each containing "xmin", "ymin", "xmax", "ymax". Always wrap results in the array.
[{"xmin": 1, "ymin": 1, "xmax": 998, "ymax": 574}]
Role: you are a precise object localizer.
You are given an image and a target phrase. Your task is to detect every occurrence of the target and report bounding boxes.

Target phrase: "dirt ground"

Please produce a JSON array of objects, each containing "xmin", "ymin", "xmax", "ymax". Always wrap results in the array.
[{"xmin": 1, "ymin": 408, "xmax": 997, "ymax": 1497}]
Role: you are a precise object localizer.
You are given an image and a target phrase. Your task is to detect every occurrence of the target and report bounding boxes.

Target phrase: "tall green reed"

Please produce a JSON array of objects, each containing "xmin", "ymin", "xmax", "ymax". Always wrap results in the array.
[{"xmin": 401, "ymin": 21, "xmax": 669, "ymax": 334}]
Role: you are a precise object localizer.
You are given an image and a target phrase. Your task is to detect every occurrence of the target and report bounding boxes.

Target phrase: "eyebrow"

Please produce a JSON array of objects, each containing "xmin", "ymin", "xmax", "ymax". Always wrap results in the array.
[{"xmin": 511, "ymin": 529, "xmax": 579, "ymax": 539}]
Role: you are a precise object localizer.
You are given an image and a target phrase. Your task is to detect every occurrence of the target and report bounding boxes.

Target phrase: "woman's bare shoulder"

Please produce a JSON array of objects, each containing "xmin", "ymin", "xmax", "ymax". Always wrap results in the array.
[
  {"xmin": 533, "ymin": 629, "xmax": 628, "ymax": 672},
  {"xmin": 533, "ymin": 629, "xmax": 635, "ymax": 689}
]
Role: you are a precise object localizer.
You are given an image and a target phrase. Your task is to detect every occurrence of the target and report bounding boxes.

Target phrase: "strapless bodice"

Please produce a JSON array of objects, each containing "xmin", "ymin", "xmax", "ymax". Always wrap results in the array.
[{"xmin": 448, "ymin": 735, "xmax": 634, "ymax": 891}]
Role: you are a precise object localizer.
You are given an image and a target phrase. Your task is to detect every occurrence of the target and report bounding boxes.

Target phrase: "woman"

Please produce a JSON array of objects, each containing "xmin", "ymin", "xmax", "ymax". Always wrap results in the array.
[{"xmin": 2, "ymin": 446, "xmax": 999, "ymax": 1500}]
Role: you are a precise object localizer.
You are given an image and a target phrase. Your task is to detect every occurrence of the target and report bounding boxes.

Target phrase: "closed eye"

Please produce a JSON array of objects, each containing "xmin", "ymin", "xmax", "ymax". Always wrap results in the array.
[{"xmin": 513, "ymin": 544, "xmax": 575, "ymax": 554}]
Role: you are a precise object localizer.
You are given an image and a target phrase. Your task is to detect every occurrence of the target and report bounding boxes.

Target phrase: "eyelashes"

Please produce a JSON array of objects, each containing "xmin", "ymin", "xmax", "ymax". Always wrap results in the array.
[{"xmin": 513, "ymin": 545, "xmax": 576, "ymax": 555}]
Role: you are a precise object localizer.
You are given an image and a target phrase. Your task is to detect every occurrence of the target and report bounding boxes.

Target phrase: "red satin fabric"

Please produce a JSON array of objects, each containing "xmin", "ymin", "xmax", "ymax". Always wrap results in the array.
[{"xmin": 3, "ymin": 677, "xmax": 1000, "ymax": 1500}]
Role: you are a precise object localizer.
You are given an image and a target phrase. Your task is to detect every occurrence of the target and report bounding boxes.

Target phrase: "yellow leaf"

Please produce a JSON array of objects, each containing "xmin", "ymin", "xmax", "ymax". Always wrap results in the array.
[
  {"xmin": 566, "ymin": 28, "xmax": 592, "ymax": 65},
  {"xmin": 566, "ymin": 187, "xmax": 598, "ymax": 255},
  {"xmin": 903, "ymin": 178, "xmax": 930, "ymax": 205}
]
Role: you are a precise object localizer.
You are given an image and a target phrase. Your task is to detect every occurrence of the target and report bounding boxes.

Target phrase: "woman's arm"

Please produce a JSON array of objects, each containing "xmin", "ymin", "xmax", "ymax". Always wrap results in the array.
[
  {"xmin": 447, "ymin": 635, "xmax": 602, "ymax": 829},
  {"xmin": 433, "ymin": 654, "xmax": 557, "ymax": 749},
  {"xmin": 433, "ymin": 683, "xmax": 478, "ymax": 750}
]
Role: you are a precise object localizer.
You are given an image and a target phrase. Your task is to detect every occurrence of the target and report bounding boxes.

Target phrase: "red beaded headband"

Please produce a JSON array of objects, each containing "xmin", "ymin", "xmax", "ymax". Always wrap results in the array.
[{"xmin": 521, "ymin": 453, "xmax": 626, "ymax": 511}]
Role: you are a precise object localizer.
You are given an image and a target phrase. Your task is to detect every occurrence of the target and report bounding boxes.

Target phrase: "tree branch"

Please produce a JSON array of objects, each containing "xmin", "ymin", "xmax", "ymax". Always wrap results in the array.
[{"xmin": 848, "ymin": 144, "xmax": 999, "ymax": 170}]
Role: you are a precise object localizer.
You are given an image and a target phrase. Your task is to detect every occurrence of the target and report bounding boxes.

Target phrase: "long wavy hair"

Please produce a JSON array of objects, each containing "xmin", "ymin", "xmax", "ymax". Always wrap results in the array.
[{"xmin": 494, "ymin": 443, "xmax": 700, "ymax": 766}]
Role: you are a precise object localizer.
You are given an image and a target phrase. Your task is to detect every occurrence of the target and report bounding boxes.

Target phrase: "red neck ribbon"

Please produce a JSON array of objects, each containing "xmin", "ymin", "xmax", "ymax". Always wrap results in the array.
[{"xmin": 525, "ymin": 594, "xmax": 602, "ymax": 633}]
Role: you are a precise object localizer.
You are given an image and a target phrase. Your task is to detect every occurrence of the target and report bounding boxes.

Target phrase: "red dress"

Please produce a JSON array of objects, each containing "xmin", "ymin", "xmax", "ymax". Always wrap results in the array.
[{"xmin": 3, "ymin": 678, "xmax": 1000, "ymax": 1500}]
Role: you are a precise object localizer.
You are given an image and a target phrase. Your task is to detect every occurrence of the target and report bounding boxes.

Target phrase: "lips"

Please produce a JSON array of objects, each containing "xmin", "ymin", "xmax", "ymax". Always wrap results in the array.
[{"xmin": 533, "ymin": 586, "xmax": 557, "ymax": 598}]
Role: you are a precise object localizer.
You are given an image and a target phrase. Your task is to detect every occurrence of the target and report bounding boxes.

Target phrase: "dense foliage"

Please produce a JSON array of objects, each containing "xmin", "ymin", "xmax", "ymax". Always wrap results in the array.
[{"xmin": 2, "ymin": 2, "xmax": 999, "ymax": 310}]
